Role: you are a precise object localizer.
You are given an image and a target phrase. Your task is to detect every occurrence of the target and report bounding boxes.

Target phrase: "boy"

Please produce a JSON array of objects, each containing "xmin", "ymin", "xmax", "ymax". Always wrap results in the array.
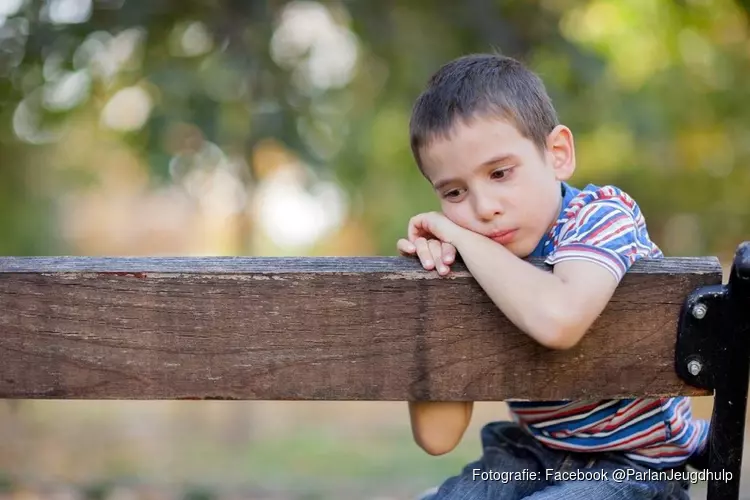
[{"xmin": 396, "ymin": 54, "xmax": 708, "ymax": 499}]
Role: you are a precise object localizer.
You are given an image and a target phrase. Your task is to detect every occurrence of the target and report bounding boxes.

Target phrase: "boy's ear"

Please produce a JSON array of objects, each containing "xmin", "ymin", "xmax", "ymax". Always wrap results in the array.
[{"xmin": 545, "ymin": 125, "xmax": 576, "ymax": 181}]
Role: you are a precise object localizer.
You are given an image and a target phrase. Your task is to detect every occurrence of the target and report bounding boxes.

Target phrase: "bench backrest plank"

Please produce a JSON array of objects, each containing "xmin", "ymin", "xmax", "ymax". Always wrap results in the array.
[{"xmin": 0, "ymin": 256, "xmax": 720, "ymax": 401}]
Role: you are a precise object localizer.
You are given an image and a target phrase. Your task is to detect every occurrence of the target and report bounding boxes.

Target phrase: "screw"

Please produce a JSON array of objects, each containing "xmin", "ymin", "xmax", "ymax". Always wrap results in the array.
[
  {"xmin": 692, "ymin": 303, "xmax": 707, "ymax": 319},
  {"xmin": 687, "ymin": 360, "xmax": 702, "ymax": 376}
]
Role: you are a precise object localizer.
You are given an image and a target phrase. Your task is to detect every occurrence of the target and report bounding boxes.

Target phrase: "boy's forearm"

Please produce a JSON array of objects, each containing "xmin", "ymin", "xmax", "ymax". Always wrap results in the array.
[{"xmin": 451, "ymin": 229, "xmax": 576, "ymax": 349}]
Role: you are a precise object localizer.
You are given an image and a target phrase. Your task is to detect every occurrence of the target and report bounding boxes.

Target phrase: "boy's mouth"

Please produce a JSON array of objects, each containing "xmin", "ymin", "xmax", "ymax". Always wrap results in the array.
[{"xmin": 487, "ymin": 229, "xmax": 518, "ymax": 245}]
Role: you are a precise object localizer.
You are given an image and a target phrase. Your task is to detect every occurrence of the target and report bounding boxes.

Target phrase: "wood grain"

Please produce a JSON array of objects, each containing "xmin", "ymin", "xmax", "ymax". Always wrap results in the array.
[{"xmin": 0, "ymin": 256, "xmax": 721, "ymax": 401}]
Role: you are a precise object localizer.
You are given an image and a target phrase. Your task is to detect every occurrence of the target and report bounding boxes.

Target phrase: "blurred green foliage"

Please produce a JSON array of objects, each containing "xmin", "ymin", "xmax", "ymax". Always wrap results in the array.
[{"xmin": 0, "ymin": 0, "xmax": 748, "ymax": 259}]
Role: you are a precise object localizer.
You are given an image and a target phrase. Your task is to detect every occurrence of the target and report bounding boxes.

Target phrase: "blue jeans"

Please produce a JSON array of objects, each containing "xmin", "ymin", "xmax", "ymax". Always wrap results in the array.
[{"xmin": 423, "ymin": 422, "xmax": 691, "ymax": 499}]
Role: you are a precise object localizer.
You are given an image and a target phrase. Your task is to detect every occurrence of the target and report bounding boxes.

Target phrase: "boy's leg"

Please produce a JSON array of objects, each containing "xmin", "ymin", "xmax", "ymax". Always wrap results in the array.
[
  {"xmin": 525, "ymin": 453, "xmax": 691, "ymax": 500},
  {"xmin": 524, "ymin": 478, "xmax": 674, "ymax": 499},
  {"xmin": 425, "ymin": 421, "xmax": 555, "ymax": 500}
]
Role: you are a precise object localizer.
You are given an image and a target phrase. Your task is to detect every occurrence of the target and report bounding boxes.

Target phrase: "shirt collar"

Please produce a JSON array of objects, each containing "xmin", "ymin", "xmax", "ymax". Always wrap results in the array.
[{"xmin": 529, "ymin": 182, "xmax": 576, "ymax": 257}]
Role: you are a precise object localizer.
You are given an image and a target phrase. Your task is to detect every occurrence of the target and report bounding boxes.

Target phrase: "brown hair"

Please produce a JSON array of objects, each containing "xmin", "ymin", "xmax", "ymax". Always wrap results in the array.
[{"xmin": 409, "ymin": 53, "xmax": 559, "ymax": 172}]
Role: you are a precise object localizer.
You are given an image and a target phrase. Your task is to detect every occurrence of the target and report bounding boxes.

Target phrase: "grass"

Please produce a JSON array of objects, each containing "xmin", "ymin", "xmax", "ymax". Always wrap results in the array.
[{"xmin": 0, "ymin": 401, "xmax": 489, "ymax": 499}]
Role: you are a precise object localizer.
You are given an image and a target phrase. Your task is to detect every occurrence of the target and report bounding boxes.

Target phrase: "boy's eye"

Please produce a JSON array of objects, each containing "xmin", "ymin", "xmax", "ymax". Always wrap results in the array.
[
  {"xmin": 491, "ymin": 168, "xmax": 513, "ymax": 179},
  {"xmin": 443, "ymin": 187, "xmax": 467, "ymax": 199}
]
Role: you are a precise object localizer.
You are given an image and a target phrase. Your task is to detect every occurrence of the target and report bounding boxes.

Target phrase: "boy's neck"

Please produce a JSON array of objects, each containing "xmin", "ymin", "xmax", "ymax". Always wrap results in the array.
[{"xmin": 545, "ymin": 182, "xmax": 567, "ymax": 233}]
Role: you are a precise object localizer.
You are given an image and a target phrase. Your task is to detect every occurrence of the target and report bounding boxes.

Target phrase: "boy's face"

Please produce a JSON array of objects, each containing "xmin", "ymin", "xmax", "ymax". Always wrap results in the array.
[{"xmin": 419, "ymin": 115, "xmax": 576, "ymax": 258}]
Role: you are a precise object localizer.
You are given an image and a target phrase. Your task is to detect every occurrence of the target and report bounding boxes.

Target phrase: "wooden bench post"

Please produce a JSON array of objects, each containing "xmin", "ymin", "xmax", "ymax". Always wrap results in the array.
[
  {"xmin": 675, "ymin": 241, "xmax": 750, "ymax": 500},
  {"xmin": 0, "ymin": 242, "xmax": 748, "ymax": 500}
]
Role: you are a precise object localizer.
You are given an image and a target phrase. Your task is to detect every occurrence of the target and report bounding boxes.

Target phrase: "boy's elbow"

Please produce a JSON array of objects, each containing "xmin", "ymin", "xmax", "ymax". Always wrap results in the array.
[
  {"xmin": 409, "ymin": 401, "xmax": 472, "ymax": 456},
  {"xmin": 413, "ymin": 432, "xmax": 461, "ymax": 456},
  {"xmin": 532, "ymin": 311, "xmax": 587, "ymax": 350},
  {"xmin": 538, "ymin": 330, "xmax": 580, "ymax": 350},
  {"xmin": 410, "ymin": 415, "xmax": 466, "ymax": 455}
]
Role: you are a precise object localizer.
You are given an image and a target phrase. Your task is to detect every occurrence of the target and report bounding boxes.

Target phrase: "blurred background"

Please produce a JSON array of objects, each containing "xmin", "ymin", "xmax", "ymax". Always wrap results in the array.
[{"xmin": 1, "ymin": 0, "xmax": 749, "ymax": 498}]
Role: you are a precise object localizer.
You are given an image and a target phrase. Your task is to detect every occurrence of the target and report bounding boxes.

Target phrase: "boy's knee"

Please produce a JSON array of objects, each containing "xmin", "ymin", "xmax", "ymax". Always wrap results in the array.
[
  {"xmin": 479, "ymin": 421, "xmax": 528, "ymax": 448},
  {"xmin": 428, "ymin": 474, "xmax": 492, "ymax": 500}
]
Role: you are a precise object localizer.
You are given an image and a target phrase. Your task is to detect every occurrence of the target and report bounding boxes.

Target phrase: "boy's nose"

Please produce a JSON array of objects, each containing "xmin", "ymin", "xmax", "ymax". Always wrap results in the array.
[{"xmin": 474, "ymin": 196, "xmax": 504, "ymax": 221}]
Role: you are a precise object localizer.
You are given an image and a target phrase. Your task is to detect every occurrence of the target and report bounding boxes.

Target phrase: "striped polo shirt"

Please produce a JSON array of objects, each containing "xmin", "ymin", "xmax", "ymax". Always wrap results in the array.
[{"xmin": 506, "ymin": 182, "xmax": 709, "ymax": 469}]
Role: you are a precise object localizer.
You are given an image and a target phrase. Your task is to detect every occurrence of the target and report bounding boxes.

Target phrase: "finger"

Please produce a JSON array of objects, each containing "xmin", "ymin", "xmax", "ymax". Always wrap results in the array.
[
  {"xmin": 397, "ymin": 238, "xmax": 416, "ymax": 256},
  {"xmin": 408, "ymin": 214, "xmax": 429, "ymax": 243},
  {"xmin": 407, "ymin": 215, "xmax": 419, "ymax": 242},
  {"xmin": 442, "ymin": 242, "xmax": 456, "ymax": 265},
  {"xmin": 429, "ymin": 239, "xmax": 449, "ymax": 275},
  {"xmin": 414, "ymin": 237, "xmax": 434, "ymax": 270}
]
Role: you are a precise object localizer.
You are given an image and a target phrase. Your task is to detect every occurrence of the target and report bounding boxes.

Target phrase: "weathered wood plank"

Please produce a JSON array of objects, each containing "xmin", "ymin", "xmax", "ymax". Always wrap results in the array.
[{"xmin": 0, "ymin": 256, "xmax": 720, "ymax": 401}]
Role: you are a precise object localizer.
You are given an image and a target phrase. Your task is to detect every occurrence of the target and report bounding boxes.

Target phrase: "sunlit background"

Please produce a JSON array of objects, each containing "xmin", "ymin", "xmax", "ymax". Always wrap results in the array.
[{"xmin": 1, "ymin": 0, "xmax": 749, "ymax": 498}]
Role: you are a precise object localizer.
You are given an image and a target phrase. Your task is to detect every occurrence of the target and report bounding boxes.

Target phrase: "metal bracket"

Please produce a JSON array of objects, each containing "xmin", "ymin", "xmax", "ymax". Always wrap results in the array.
[
  {"xmin": 676, "ymin": 241, "xmax": 750, "ymax": 500},
  {"xmin": 676, "ymin": 284, "xmax": 726, "ymax": 390}
]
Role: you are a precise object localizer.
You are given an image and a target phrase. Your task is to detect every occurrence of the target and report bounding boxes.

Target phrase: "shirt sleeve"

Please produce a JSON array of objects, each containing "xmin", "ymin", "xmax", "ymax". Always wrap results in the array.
[{"xmin": 544, "ymin": 199, "xmax": 643, "ymax": 282}]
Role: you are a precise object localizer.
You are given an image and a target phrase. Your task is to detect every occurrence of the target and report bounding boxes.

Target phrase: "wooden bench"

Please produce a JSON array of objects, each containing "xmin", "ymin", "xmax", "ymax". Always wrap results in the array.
[{"xmin": 1, "ymin": 241, "xmax": 749, "ymax": 499}]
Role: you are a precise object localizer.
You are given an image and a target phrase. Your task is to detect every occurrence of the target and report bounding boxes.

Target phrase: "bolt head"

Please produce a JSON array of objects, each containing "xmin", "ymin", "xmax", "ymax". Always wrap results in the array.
[
  {"xmin": 692, "ymin": 303, "xmax": 707, "ymax": 319},
  {"xmin": 687, "ymin": 360, "xmax": 702, "ymax": 376}
]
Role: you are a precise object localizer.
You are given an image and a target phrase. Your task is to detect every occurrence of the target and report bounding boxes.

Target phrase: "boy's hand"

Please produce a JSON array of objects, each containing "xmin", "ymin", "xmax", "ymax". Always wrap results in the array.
[
  {"xmin": 397, "ymin": 237, "xmax": 456, "ymax": 276},
  {"xmin": 407, "ymin": 211, "xmax": 462, "ymax": 244},
  {"xmin": 397, "ymin": 211, "xmax": 464, "ymax": 276}
]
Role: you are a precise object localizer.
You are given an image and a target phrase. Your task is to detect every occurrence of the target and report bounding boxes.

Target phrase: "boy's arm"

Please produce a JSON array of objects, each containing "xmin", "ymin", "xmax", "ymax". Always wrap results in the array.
[
  {"xmin": 452, "ymin": 232, "xmax": 618, "ymax": 349},
  {"xmin": 409, "ymin": 401, "xmax": 474, "ymax": 455},
  {"xmin": 408, "ymin": 200, "xmax": 640, "ymax": 350}
]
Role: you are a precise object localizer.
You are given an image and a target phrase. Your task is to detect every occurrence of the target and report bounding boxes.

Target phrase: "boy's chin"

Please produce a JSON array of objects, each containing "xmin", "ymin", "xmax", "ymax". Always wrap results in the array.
[{"xmin": 505, "ymin": 239, "xmax": 536, "ymax": 259}]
